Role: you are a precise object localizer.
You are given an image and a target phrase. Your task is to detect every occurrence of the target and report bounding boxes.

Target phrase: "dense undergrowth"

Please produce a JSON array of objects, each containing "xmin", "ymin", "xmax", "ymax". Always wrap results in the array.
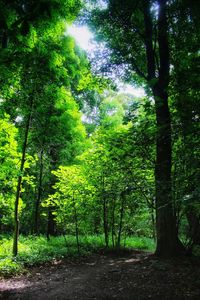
[{"xmin": 0, "ymin": 235, "xmax": 155, "ymax": 277}]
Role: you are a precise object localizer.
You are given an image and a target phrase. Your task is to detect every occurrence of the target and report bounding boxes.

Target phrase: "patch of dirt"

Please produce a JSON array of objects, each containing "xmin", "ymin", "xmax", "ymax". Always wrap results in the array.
[{"xmin": 0, "ymin": 250, "xmax": 200, "ymax": 299}]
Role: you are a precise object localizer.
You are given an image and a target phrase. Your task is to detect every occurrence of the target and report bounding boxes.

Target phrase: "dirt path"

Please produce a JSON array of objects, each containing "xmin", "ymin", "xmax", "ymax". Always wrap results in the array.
[{"xmin": 0, "ymin": 251, "xmax": 200, "ymax": 299}]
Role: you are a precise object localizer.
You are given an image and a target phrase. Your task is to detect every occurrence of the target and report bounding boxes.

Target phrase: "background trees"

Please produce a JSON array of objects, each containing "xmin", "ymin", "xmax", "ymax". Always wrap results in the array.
[
  {"xmin": 44, "ymin": 92, "xmax": 156, "ymax": 249},
  {"xmin": 84, "ymin": 0, "xmax": 200, "ymax": 256},
  {"xmin": 0, "ymin": 0, "xmax": 97, "ymax": 255}
]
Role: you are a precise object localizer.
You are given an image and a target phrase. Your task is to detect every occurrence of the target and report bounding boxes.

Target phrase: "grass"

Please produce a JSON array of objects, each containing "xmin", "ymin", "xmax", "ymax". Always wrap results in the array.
[
  {"xmin": 124, "ymin": 236, "xmax": 155, "ymax": 251},
  {"xmin": 0, "ymin": 235, "xmax": 155, "ymax": 277}
]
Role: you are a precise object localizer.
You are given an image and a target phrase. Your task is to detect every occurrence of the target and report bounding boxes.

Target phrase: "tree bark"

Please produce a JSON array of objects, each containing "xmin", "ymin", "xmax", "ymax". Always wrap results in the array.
[
  {"xmin": 117, "ymin": 191, "xmax": 126, "ymax": 248},
  {"xmin": 153, "ymin": 0, "xmax": 183, "ymax": 256},
  {"xmin": 111, "ymin": 196, "xmax": 116, "ymax": 247},
  {"xmin": 34, "ymin": 149, "xmax": 44, "ymax": 234},
  {"xmin": 153, "ymin": 85, "xmax": 180, "ymax": 256},
  {"xmin": 46, "ymin": 148, "xmax": 58, "ymax": 240},
  {"xmin": 143, "ymin": 0, "xmax": 183, "ymax": 256},
  {"xmin": 13, "ymin": 99, "xmax": 33, "ymax": 256},
  {"xmin": 47, "ymin": 207, "xmax": 56, "ymax": 240},
  {"xmin": 186, "ymin": 209, "xmax": 200, "ymax": 246},
  {"xmin": 102, "ymin": 174, "xmax": 109, "ymax": 247},
  {"xmin": 73, "ymin": 192, "xmax": 80, "ymax": 254}
]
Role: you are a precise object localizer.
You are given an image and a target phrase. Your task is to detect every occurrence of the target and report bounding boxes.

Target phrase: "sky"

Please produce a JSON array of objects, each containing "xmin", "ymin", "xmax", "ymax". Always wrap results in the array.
[
  {"xmin": 67, "ymin": 25, "xmax": 145, "ymax": 98},
  {"xmin": 68, "ymin": 25, "xmax": 95, "ymax": 52}
]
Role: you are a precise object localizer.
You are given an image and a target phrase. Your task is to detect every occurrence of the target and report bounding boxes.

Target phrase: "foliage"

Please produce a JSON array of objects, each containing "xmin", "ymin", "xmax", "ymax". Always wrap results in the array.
[
  {"xmin": 83, "ymin": 0, "xmax": 200, "ymax": 256},
  {"xmin": 45, "ymin": 165, "xmax": 94, "ymax": 234},
  {"xmin": 0, "ymin": 0, "xmax": 199, "ymax": 261},
  {"xmin": 45, "ymin": 93, "xmax": 156, "ymax": 249},
  {"xmin": 0, "ymin": 115, "xmax": 19, "ymax": 227},
  {"xmin": 0, "ymin": 234, "xmax": 155, "ymax": 277},
  {"xmin": 0, "ymin": 114, "xmax": 37, "ymax": 228}
]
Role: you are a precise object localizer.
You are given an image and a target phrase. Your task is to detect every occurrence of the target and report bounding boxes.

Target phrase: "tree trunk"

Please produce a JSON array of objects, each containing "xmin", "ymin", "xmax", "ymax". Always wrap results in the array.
[
  {"xmin": 47, "ymin": 207, "xmax": 55, "ymax": 240},
  {"xmin": 153, "ymin": 85, "xmax": 179, "ymax": 256},
  {"xmin": 143, "ymin": 0, "xmax": 183, "ymax": 256},
  {"xmin": 34, "ymin": 149, "xmax": 44, "ymax": 234},
  {"xmin": 103, "ymin": 196, "xmax": 109, "ymax": 248},
  {"xmin": 13, "ymin": 100, "xmax": 33, "ymax": 256},
  {"xmin": 46, "ymin": 148, "xmax": 58, "ymax": 240},
  {"xmin": 151, "ymin": 208, "xmax": 156, "ymax": 241},
  {"xmin": 153, "ymin": 0, "xmax": 183, "ymax": 256},
  {"xmin": 186, "ymin": 209, "xmax": 200, "ymax": 246},
  {"xmin": 111, "ymin": 196, "xmax": 116, "ymax": 248},
  {"xmin": 117, "ymin": 191, "xmax": 126, "ymax": 248},
  {"xmin": 73, "ymin": 192, "xmax": 80, "ymax": 254},
  {"xmin": 102, "ymin": 174, "xmax": 109, "ymax": 247}
]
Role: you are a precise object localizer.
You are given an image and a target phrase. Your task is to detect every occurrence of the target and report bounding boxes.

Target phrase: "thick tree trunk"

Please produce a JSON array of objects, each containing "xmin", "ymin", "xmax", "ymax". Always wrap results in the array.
[
  {"xmin": 153, "ymin": 86, "xmax": 179, "ymax": 256},
  {"xmin": 153, "ymin": 0, "xmax": 183, "ymax": 257},
  {"xmin": 143, "ymin": 0, "xmax": 183, "ymax": 256}
]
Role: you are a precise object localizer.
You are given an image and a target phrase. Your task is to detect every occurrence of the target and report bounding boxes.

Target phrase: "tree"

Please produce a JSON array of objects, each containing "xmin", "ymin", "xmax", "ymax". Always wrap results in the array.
[
  {"xmin": 0, "ymin": 0, "xmax": 81, "ymax": 50},
  {"xmin": 47, "ymin": 165, "xmax": 94, "ymax": 252},
  {"xmin": 0, "ymin": 0, "xmax": 91, "ymax": 254},
  {"xmin": 87, "ymin": 0, "xmax": 185, "ymax": 256},
  {"xmin": 0, "ymin": 114, "xmax": 20, "ymax": 231},
  {"xmin": 77, "ymin": 92, "xmax": 156, "ymax": 247},
  {"xmin": 169, "ymin": 1, "xmax": 200, "ymax": 251}
]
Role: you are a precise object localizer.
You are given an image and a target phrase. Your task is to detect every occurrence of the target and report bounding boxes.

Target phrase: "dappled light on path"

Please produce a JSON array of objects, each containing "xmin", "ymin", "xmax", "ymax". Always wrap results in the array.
[
  {"xmin": 0, "ymin": 251, "xmax": 200, "ymax": 299},
  {"xmin": 0, "ymin": 280, "xmax": 32, "ymax": 292}
]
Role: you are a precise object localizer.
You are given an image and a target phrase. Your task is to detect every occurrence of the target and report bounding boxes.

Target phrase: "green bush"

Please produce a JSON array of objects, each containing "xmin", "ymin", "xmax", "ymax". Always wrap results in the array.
[{"xmin": 0, "ymin": 258, "xmax": 22, "ymax": 277}]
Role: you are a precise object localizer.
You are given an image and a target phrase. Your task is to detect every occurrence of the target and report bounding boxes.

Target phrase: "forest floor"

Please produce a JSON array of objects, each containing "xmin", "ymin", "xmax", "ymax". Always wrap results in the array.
[{"xmin": 0, "ymin": 250, "xmax": 200, "ymax": 300}]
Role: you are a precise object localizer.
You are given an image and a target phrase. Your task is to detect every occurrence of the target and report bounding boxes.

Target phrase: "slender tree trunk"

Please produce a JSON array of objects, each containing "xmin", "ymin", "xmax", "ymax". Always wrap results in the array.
[
  {"xmin": 111, "ymin": 196, "xmax": 116, "ymax": 248},
  {"xmin": 93, "ymin": 212, "xmax": 101, "ymax": 235},
  {"xmin": 151, "ymin": 208, "xmax": 156, "ymax": 241},
  {"xmin": 13, "ymin": 100, "xmax": 33, "ymax": 256},
  {"xmin": 46, "ymin": 148, "xmax": 57, "ymax": 240},
  {"xmin": 34, "ymin": 149, "xmax": 44, "ymax": 234},
  {"xmin": 117, "ymin": 191, "xmax": 126, "ymax": 248},
  {"xmin": 73, "ymin": 192, "xmax": 80, "ymax": 254},
  {"xmin": 103, "ymin": 196, "xmax": 109, "ymax": 247},
  {"xmin": 47, "ymin": 207, "xmax": 55, "ymax": 240},
  {"xmin": 102, "ymin": 174, "xmax": 109, "ymax": 247}
]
